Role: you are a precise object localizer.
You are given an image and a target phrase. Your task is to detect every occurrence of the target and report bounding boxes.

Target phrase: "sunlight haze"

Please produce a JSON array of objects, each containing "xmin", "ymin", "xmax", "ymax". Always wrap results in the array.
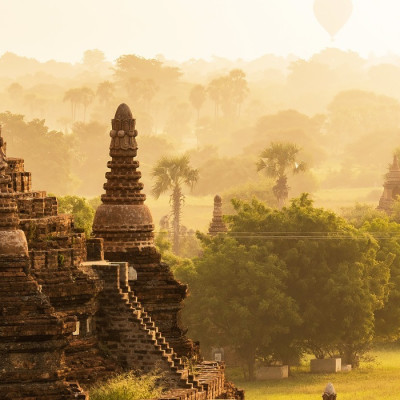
[{"xmin": 1, "ymin": 0, "xmax": 400, "ymax": 62}]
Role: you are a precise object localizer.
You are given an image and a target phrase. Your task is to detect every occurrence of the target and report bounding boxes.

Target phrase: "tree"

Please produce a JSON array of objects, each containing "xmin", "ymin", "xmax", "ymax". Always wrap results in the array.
[
  {"xmin": 114, "ymin": 54, "xmax": 181, "ymax": 86},
  {"xmin": 0, "ymin": 111, "xmax": 74, "ymax": 194},
  {"xmin": 229, "ymin": 69, "xmax": 249, "ymax": 117},
  {"xmin": 57, "ymin": 195, "xmax": 95, "ymax": 237},
  {"xmin": 227, "ymin": 195, "xmax": 392, "ymax": 366},
  {"xmin": 63, "ymin": 88, "xmax": 81, "ymax": 122},
  {"xmin": 70, "ymin": 121, "xmax": 109, "ymax": 195},
  {"xmin": 256, "ymin": 142, "xmax": 306, "ymax": 207},
  {"xmin": 77, "ymin": 87, "xmax": 95, "ymax": 122},
  {"xmin": 151, "ymin": 155, "xmax": 199, "ymax": 254},
  {"xmin": 358, "ymin": 210, "xmax": 400, "ymax": 341},
  {"xmin": 83, "ymin": 49, "xmax": 105, "ymax": 70},
  {"xmin": 189, "ymin": 84, "xmax": 206, "ymax": 121},
  {"xmin": 96, "ymin": 81, "xmax": 115, "ymax": 107},
  {"xmin": 7, "ymin": 82, "xmax": 23, "ymax": 101},
  {"xmin": 63, "ymin": 87, "xmax": 95, "ymax": 122},
  {"xmin": 206, "ymin": 69, "xmax": 248, "ymax": 119},
  {"xmin": 181, "ymin": 234, "xmax": 300, "ymax": 380},
  {"xmin": 207, "ymin": 77, "xmax": 226, "ymax": 119}
]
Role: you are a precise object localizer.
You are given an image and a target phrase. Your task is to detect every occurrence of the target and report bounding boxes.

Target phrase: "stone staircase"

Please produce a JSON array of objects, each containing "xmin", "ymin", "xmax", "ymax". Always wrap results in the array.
[
  {"xmin": 118, "ymin": 276, "xmax": 204, "ymax": 391},
  {"xmin": 91, "ymin": 262, "xmax": 211, "ymax": 393}
]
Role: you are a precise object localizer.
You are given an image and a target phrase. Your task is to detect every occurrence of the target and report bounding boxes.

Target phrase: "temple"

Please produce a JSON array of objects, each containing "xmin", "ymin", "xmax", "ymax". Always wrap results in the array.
[
  {"xmin": 208, "ymin": 195, "xmax": 228, "ymax": 235},
  {"xmin": 378, "ymin": 155, "xmax": 400, "ymax": 213},
  {"xmin": 0, "ymin": 106, "xmax": 242, "ymax": 399}
]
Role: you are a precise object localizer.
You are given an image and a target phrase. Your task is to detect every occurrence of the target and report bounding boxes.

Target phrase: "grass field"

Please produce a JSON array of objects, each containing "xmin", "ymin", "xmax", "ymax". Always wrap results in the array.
[{"xmin": 227, "ymin": 345, "xmax": 400, "ymax": 400}]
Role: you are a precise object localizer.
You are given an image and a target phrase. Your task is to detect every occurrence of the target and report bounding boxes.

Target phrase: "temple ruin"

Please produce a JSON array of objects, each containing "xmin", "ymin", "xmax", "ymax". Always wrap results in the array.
[
  {"xmin": 0, "ymin": 105, "xmax": 241, "ymax": 399},
  {"xmin": 378, "ymin": 155, "xmax": 400, "ymax": 213}
]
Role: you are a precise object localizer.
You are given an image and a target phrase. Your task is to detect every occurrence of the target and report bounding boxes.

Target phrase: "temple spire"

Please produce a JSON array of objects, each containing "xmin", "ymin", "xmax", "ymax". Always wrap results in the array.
[{"xmin": 93, "ymin": 103, "xmax": 155, "ymax": 253}]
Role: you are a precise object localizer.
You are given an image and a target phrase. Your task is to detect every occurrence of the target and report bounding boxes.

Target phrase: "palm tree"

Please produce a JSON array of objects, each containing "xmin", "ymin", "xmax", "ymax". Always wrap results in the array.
[
  {"xmin": 63, "ymin": 88, "xmax": 81, "ymax": 122},
  {"xmin": 189, "ymin": 84, "xmax": 206, "ymax": 121},
  {"xmin": 152, "ymin": 155, "xmax": 199, "ymax": 254},
  {"xmin": 257, "ymin": 142, "xmax": 306, "ymax": 208},
  {"xmin": 96, "ymin": 81, "xmax": 115, "ymax": 106},
  {"xmin": 229, "ymin": 69, "xmax": 249, "ymax": 117},
  {"xmin": 77, "ymin": 87, "xmax": 95, "ymax": 122}
]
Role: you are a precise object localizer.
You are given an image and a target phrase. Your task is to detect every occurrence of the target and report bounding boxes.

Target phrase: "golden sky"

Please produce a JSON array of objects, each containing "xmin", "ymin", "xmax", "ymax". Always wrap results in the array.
[{"xmin": 0, "ymin": 0, "xmax": 399, "ymax": 62}]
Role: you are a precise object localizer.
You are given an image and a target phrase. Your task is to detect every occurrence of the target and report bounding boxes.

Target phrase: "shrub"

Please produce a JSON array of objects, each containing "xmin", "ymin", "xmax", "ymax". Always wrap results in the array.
[{"xmin": 90, "ymin": 372, "xmax": 162, "ymax": 400}]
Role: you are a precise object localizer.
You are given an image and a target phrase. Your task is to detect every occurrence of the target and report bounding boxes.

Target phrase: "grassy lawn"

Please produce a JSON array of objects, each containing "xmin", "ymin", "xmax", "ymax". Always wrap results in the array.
[{"xmin": 227, "ymin": 345, "xmax": 400, "ymax": 400}]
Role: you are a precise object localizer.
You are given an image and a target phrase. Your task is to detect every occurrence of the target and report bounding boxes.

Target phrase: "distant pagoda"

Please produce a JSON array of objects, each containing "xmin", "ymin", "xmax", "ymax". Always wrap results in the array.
[
  {"xmin": 378, "ymin": 155, "xmax": 400, "ymax": 213},
  {"xmin": 208, "ymin": 195, "xmax": 228, "ymax": 235}
]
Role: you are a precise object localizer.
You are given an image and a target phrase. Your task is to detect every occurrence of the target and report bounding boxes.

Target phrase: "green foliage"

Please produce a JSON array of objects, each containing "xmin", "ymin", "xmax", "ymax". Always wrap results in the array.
[
  {"xmin": 360, "ymin": 216, "xmax": 400, "ymax": 340},
  {"xmin": 341, "ymin": 203, "xmax": 387, "ymax": 228},
  {"xmin": 207, "ymin": 69, "xmax": 248, "ymax": 118},
  {"xmin": 226, "ymin": 194, "xmax": 392, "ymax": 366},
  {"xmin": 57, "ymin": 195, "xmax": 95, "ymax": 237},
  {"xmin": 182, "ymin": 233, "xmax": 300, "ymax": 380},
  {"xmin": 70, "ymin": 121, "xmax": 109, "ymax": 195},
  {"xmin": 154, "ymin": 230, "xmax": 196, "ymax": 283},
  {"xmin": 257, "ymin": 142, "xmax": 306, "ymax": 207},
  {"xmin": 221, "ymin": 177, "xmax": 277, "ymax": 211},
  {"xmin": 114, "ymin": 54, "xmax": 181, "ymax": 86},
  {"xmin": 89, "ymin": 372, "xmax": 163, "ymax": 400},
  {"xmin": 0, "ymin": 111, "xmax": 75, "ymax": 194}
]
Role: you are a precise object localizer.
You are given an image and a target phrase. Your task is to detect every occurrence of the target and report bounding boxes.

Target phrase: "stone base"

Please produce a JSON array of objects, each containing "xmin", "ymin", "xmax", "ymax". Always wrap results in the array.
[
  {"xmin": 310, "ymin": 358, "xmax": 341, "ymax": 373},
  {"xmin": 256, "ymin": 365, "xmax": 289, "ymax": 380}
]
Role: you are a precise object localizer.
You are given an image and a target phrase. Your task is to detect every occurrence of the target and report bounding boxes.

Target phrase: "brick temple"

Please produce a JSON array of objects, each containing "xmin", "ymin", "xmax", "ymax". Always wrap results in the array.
[{"xmin": 0, "ymin": 105, "xmax": 242, "ymax": 399}]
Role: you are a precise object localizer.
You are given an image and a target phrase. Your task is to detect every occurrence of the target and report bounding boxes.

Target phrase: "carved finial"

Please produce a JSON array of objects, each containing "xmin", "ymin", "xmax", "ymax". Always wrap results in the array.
[
  {"xmin": 114, "ymin": 103, "xmax": 133, "ymax": 120},
  {"xmin": 109, "ymin": 103, "xmax": 137, "ymax": 152}
]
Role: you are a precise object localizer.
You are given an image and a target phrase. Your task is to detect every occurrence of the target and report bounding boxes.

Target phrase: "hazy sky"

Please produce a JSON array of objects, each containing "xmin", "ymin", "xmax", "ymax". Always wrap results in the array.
[{"xmin": 0, "ymin": 0, "xmax": 399, "ymax": 63}]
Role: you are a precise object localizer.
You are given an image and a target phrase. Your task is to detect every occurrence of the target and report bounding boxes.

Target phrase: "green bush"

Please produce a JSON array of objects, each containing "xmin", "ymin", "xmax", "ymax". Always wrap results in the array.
[{"xmin": 90, "ymin": 372, "xmax": 162, "ymax": 400}]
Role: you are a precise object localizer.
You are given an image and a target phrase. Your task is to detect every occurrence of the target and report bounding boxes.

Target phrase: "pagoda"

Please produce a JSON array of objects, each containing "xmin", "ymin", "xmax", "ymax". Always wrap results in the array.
[
  {"xmin": 208, "ymin": 195, "xmax": 228, "ymax": 235},
  {"xmin": 378, "ymin": 155, "xmax": 400, "ymax": 213},
  {"xmin": 93, "ymin": 104, "xmax": 193, "ymax": 356}
]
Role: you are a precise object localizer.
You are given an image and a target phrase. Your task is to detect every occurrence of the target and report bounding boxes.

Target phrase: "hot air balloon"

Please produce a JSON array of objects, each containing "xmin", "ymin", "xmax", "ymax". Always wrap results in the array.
[{"xmin": 314, "ymin": 0, "xmax": 353, "ymax": 40}]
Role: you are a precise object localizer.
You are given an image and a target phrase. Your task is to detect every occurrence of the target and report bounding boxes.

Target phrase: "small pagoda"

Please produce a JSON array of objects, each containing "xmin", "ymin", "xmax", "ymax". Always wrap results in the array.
[
  {"xmin": 378, "ymin": 155, "xmax": 400, "ymax": 213},
  {"xmin": 208, "ymin": 195, "xmax": 228, "ymax": 235}
]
